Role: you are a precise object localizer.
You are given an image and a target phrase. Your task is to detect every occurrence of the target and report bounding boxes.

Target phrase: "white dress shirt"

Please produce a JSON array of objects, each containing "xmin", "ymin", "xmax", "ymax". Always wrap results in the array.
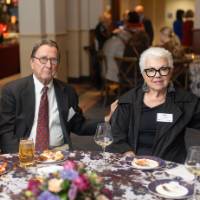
[{"xmin": 29, "ymin": 75, "xmax": 64, "ymax": 147}]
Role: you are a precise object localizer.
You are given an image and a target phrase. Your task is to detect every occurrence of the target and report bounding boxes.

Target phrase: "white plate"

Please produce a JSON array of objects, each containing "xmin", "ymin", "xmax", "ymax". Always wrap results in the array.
[
  {"xmin": 131, "ymin": 156, "xmax": 165, "ymax": 170},
  {"xmin": 148, "ymin": 179, "xmax": 194, "ymax": 199},
  {"xmin": 36, "ymin": 150, "xmax": 68, "ymax": 164},
  {"xmin": 0, "ymin": 161, "xmax": 12, "ymax": 175}
]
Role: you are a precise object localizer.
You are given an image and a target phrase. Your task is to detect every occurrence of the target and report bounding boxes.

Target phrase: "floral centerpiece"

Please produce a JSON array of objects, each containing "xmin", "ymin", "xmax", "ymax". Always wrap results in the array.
[{"xmin": 20, "ymin": 160, "xmax": 112, "ymax": 200}]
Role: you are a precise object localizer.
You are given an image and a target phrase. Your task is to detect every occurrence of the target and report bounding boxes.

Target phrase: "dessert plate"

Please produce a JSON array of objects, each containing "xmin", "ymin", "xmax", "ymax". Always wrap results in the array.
[
  {"xmin": 148, "ymin": 179, "xmax": 193, "ymax": 199},
  {"xmin": 131, "ymin": 156, "xmax": 165, "ymax": 170},
  {"xmin": 36, "ymin": 150, "xmax": 69, "ymax": 164}
]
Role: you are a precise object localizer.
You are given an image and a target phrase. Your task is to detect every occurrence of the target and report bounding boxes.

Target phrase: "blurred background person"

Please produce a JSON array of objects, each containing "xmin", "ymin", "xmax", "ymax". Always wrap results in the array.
[
  {"xmin": 135, "ymin": 4, "xmax": 154, "ymax": 45},
  {"xmin": 88, "ymin": 12, "xmax": 112, "ymax": 89},
  {"xmin": 182, "ymin": 9, "xmax": 194, "ymax": 49},
  {"xmin": 103, "ymin": 11, "xmax": 149, "ymax": 83},
  {"xmin": 113, "ymin": 9, "xmax": 130, "ymax": 32},
  {"xmin": 158, "ymin": 26, "xmax": 184, "ymax": 59},
  {"xmin": 95, "ymin": 12, "xmax": 112, "ymax": 51},
  {"xmin": 173, "ymin": 9, "xmax": 184, "ymax": 42}
]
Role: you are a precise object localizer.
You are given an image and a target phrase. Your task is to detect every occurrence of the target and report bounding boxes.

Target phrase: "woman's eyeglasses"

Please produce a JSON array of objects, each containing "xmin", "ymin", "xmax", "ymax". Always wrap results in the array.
[
  {"xmin": 144, "ymin": 66, "xmax": 171, "ymax": 77},
  {"xmin": 33, "ymin": 56, "xmax": 59, "ymax": 66}
]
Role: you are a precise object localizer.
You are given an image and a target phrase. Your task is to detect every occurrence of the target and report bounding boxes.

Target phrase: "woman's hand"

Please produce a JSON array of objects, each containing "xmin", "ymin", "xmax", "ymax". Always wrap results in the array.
[
  {"xmin": 123, "ymin": 151, "xmax": 135, "ymax": 157},
  {"xmin": 104, "ymin": 100, "xmax": 118, "ymax": 122}
]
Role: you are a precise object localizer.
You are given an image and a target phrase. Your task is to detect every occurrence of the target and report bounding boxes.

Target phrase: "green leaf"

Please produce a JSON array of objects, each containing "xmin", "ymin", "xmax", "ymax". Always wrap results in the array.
[
  {"xmin": 62, "ymin": 180, "xmax": 70, "ymax": 190},
  {"xmin": 59, "ymin": 192, "xmax": 68, "ymax": 200}
]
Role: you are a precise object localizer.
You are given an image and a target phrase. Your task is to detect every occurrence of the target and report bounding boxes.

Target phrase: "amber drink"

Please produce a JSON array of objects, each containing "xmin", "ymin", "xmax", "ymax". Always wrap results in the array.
[{"xmin": 19, "ymin": 139, "xmax": 35, "ymax": 167}]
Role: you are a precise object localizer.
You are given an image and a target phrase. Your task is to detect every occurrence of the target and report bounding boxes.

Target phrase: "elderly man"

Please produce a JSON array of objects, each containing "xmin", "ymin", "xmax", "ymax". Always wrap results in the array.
[
  {"xmin": 135, "ymin": 4, "xmax": 154, "ymax": 45},
  {"xmin": 0, "ymin": 39, "xmax": 113, "ymax": 153}
]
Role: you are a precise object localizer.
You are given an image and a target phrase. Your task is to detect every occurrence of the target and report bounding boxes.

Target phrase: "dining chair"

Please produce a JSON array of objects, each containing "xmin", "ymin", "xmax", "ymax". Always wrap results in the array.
[
  {"xmin": 114, "ymin": 56, "xmax": 139, "ymax": 94},
  {"xmin": 173, "ymin": 58, "xmax": 192, "ymax": 90},
  {"xmin": 185, "ymin": 128, "xmax": 200, "ymax": 151},
  {"xmin": 98, "ymin": 52, "xmax": 120, "ymax": 106}
]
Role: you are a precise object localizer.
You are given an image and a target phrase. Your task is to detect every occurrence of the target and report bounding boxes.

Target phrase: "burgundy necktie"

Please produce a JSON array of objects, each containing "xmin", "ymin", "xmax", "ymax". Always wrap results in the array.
[{"xmin": 35, "ymin": 86, "xmax": 49, "ymax": 151}]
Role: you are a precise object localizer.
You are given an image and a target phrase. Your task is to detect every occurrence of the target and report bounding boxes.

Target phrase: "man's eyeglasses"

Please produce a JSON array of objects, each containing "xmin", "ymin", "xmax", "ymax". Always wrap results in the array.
[
  {"xmin": 33, "ymin": 56, "xmax": 59, "ymax": 66},
  {"xmin": 144, "ymin": 66, "xmax": 171, "ymax": 77}
]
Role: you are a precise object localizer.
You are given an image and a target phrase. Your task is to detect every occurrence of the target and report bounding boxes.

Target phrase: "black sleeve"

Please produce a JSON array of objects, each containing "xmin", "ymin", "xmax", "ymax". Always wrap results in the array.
[
  {"xmin": 0, "ymin": 86, "xmax": 19, "ymax": 153},
  {"xmin": 68, "ymin": 87, "xmax": 102, "ymax": 136},
  {"xmin": 107, "ymin": 103, "xmax": 133, "ymax": 153},
  {"xmin": 188, "ymin": 100, "xmax": 200, "ymax": 129},
  {"xmin": 144, "ymin": 19, "xmax": 154, "ymax": 45}
]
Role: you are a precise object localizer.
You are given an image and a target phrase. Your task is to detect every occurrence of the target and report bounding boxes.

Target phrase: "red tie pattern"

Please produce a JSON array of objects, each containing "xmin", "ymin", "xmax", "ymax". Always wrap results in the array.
[{"xmin": 35, "ymin": 86, "xmax": 49, "ymax": 151}]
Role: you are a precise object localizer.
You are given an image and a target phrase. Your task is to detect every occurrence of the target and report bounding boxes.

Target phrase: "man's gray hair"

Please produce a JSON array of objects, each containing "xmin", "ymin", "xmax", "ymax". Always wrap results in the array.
[
  {"xmin": 30, "ymin": 39, "xmax": 60, "ymax": 63},
  {"xmin": 139, "ymin": 47, "xmax": 174, "ymax": 72}
]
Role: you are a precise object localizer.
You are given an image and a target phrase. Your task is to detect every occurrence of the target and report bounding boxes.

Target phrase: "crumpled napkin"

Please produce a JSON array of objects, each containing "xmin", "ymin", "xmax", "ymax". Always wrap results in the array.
[{"xmin": 165, "ymin": 165, "xmax": 195, "ymax": 182}]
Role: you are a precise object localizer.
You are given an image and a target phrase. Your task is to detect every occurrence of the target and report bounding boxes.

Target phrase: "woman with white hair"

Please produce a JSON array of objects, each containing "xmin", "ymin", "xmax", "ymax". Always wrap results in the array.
[{"xmin": 108, "ymin": 47, "xmax": 200, "ymax": 163}]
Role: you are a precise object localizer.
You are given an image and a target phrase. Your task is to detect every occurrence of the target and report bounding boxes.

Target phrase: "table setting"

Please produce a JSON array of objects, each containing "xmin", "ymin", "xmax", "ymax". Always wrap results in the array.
[
  {"xmin": 0, "ymin": 125, "xmax": 200, "ymax": 200},
  {"xmin": 0, "ymin": 148, "xmax": 199, "ymax": 200}
]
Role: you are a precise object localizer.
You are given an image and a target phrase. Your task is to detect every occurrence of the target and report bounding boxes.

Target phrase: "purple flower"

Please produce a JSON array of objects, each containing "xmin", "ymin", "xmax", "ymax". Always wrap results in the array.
[
  {"xmin": 37, "ymin": 191, "xmax": 60, "ymax": 200},
  {"xmin": 74, "ymin": 174, "xmax": 90, "ymax": 191},
  {"xmin": 60, "ymin": 169, "xmax": 79, "ymax": 181},
  {"xmin": 68, "ymin": 183, "xmax": 78, "ymax": 200},
  {"xmin": 63, "ymin": 160, "xmax": 76, "ymax": 170}
]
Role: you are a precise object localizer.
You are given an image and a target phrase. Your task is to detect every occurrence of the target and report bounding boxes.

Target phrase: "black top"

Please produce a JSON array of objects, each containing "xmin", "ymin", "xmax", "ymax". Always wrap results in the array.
[
  {"xmin": 137, "ymin": 103, "xmax": 164, "ymax": 155},
  {"xmin": 109, "ymin": 85, "xmax": 200, "ymax": 163}
]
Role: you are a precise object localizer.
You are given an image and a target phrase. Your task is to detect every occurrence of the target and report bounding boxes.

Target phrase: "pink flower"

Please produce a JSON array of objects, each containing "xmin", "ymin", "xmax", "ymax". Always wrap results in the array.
[
  {"xmin": 68, "ymin": 183, "xmax": 78, "ymax": 200},
  {"xmin": 101, "ymin": 188, "xmax": 112, "ymax": 199},
  {"xmin": 27, "ymin": 179, "xmax": 41, "ymax": 195},
  {"xmin": 74, "ymin": 174, "xmax": 90, "ymax": 191},
  {"xmin": 63, "ymin": 160, "xmax": 76, "ymax": 170}
]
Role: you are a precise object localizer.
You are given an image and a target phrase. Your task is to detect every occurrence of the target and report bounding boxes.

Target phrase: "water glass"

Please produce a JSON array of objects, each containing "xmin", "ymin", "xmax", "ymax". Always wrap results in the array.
[{"xmin": 185, "ymin": 146, "xmax": 200, "ymax": 200}]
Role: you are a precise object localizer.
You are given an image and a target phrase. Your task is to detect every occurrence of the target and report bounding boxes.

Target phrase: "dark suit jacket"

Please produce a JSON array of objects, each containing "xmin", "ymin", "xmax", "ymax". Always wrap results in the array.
[
  {"xmin": 108, "ymin": 86, "xmax": 200, "ymax": 163},
  {"xmin": 143, "ymin": 17, "xmax": 154, "ymax": 45},
  {"xmin": 0, "ymin": 75, "xmax": 101, "ymax": 153}
]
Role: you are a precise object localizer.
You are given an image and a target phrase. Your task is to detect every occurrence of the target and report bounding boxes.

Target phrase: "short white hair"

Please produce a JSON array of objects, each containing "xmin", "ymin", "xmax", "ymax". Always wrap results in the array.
[{"xmin": 139, "ymin": 47, "xmax": 174, "ymax": 72}]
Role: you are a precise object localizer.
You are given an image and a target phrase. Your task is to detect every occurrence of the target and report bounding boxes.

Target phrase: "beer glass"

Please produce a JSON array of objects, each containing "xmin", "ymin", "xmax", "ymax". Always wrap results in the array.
[{"xmin": 19, "ymin": 138, "xmax": 35, "ymax": 167}]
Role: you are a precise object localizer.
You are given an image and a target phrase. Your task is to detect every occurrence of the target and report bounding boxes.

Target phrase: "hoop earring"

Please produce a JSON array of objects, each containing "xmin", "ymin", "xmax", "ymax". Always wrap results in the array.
[
  {"xmin": 142, "ymin": 82, "xmax": 149, "ymax": 92},
  {"xmin": 168, "ymin": 81, "xmax": 175, "ymax": 93}
]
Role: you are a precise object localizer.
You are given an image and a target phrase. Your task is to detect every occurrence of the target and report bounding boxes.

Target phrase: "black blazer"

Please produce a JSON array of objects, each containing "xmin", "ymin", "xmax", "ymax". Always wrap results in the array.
[
  {"xmin": 108, "ymin": 86, "xmax": 200, "ymax": 163},
  {"xmin": 0, "ymin": 75, "xmax": 100, "ymax": 153}
]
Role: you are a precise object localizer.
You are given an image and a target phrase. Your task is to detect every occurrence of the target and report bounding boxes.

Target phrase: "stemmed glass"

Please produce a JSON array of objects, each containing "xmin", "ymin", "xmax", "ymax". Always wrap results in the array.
[
  {"xmin": 94, "ymin": 122, "xmax": 113, "ymax": 165},
  {"xmin": 185, "ymin": 146, "xmax": 200, "ymax": 200}
]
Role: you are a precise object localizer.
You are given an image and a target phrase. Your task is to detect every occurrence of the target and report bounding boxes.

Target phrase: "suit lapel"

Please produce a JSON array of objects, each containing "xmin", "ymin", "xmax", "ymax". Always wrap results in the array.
[
  {"xmin": 21, "ymin": 75, "xmax": 35, "ymax": 134},
  {"xmin": 54, "ymin": 80, "xmax": 72, "ymax": 146},
  {"xmin": 54, "ymin": 80, "xmax": 69, "ymax": 121}
]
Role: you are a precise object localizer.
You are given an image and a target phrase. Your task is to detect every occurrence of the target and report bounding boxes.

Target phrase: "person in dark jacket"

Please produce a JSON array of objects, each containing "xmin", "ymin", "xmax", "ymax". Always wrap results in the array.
[
  {"xmin": 0, "ymin": 39, "xmax": 114, "ymax": 153},
  {"xmin": 173, "ymin": 9, "xmax": 184, "ymax": 42},
  {"xmin": 135, "ymin": 5, "xmax": 154, "ymax": 45},
  {"xmin": 108, "ymin": 47, "xmax": 200, "ymax": 163}
]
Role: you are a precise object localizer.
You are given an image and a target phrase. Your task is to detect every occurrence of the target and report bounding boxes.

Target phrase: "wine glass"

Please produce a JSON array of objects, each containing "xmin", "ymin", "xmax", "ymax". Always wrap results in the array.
[
  {"xmin": 94, "ymin": 122, "xmax": 113, "ymax": 165},
  {"xmin": 185, "ymin": 146, "xmax": 200, "ymax": 200}
]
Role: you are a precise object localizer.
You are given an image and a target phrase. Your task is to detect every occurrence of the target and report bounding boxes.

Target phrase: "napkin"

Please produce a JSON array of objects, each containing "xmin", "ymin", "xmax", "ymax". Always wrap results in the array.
[
  {"xmin": 165, "ymin": 165, "xmax": 195, "ymax": 182},
  {"xmin": 37, "ymin": 165, "xmax": 64, "ymax": 176}
]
